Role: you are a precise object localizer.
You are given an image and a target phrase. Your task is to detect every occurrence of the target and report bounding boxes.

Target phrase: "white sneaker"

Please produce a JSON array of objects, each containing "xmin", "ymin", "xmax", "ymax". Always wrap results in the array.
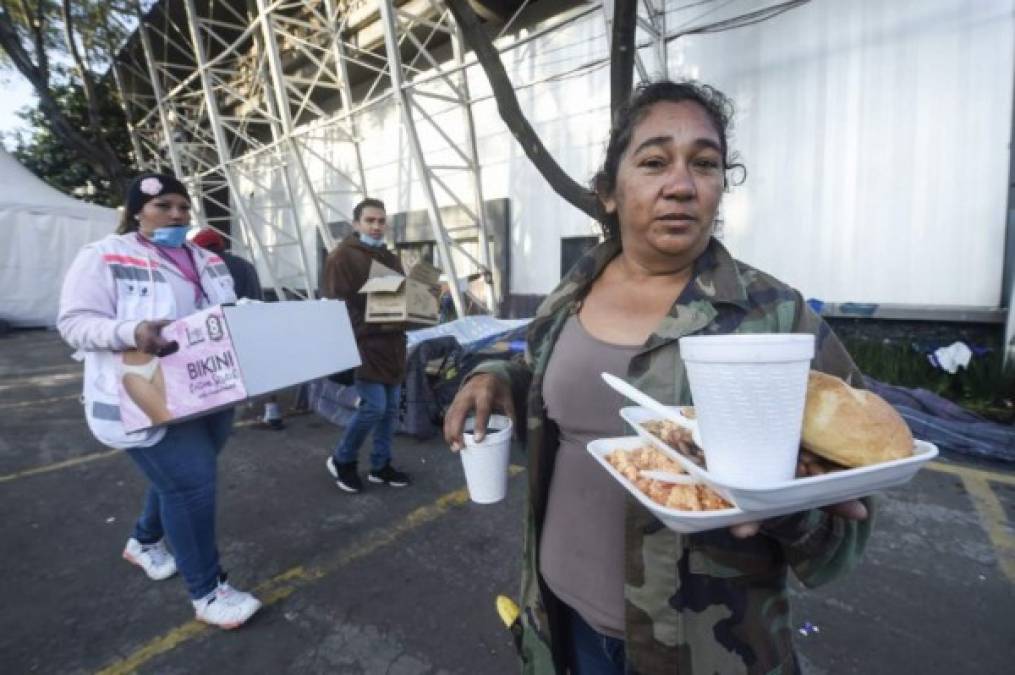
[
  {"xmin": 193, "ymin": 578, "xmax": 262, "ymax": 629},
  {"xmin": 122, "ymin": 538, "xmax": 177, "ymax": 581}
]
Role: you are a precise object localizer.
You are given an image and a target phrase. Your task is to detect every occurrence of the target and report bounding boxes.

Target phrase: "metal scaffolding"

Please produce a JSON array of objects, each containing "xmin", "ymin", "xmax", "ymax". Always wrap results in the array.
[
  {"xmin": 115, "ymin": 0, "xmax": 551, "ymax": 314},
  {"xmin": 114, "ymin": 0, "xmax": 657, "ymax": 316}
]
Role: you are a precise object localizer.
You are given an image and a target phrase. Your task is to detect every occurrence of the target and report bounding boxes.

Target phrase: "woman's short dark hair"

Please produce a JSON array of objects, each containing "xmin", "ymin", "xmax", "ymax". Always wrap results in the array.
[{"xmin": 592, "ymin": 80, "xmax": 746, "ymax": 239}]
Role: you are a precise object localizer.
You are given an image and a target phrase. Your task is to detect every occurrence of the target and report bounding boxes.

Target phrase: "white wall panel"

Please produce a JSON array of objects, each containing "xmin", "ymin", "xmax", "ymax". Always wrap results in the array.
[{"xmin": 669, "ymin": 0, "xmax": 1014, "ymax": 306}]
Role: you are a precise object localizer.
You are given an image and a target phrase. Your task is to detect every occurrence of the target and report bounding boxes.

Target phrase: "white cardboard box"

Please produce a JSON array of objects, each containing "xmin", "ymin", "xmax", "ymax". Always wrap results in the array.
[
  {"xmin": 359, "ymin": 260, "xmax": 440, "ymax": 325},
  {"xmin": 119, "ymin": 300, "xmax": 360, "ymax": 432}
]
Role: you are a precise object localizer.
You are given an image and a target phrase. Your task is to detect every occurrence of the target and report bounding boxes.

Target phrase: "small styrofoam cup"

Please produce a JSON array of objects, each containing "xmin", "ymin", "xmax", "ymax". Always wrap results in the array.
[
  {"xmin": 460, "ymin": 414, "xmax": 513, "ymax": 504},
  {"xmin": 679, "ymin": 334, "xmax": 815, "ymax": 487}
]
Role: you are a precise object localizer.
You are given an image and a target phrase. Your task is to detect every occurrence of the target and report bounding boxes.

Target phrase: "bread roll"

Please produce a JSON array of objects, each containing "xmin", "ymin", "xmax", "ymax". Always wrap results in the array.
[{"xmin": 801, "ymin": 371, "xmax": 913, "ymax": 467}]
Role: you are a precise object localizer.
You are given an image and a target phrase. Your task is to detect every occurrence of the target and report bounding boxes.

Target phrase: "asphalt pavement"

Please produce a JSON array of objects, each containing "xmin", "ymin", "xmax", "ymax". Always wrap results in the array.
[{"xmin": 1, "ymin": 328, "xmax": 1012, "ymax": 674}]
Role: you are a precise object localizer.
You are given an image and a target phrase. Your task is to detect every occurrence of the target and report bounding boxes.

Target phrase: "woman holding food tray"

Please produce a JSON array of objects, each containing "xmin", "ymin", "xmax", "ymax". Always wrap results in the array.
[{"xmin": 444, "ymin": 81, "xmax": 871, "ymax": 674}]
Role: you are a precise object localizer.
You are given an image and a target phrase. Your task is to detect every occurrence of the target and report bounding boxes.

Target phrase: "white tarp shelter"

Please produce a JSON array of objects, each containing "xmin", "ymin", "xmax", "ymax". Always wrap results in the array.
[{"xmin": 0, "ymin": 148, "xmax": 117, "ymax": 327}]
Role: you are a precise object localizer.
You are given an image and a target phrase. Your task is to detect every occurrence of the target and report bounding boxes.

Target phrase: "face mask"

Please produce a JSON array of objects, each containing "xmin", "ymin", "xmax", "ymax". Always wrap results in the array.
[
  {"xmin": 152, "ymin": 226, "xmax": 189, "ymax": 248},
  {"xmin": 359, "ymin": 232, "xmax": 385, "ymax": 248}
]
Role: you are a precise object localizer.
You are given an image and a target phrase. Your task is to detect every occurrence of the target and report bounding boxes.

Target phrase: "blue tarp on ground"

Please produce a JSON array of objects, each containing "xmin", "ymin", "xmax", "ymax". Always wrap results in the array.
[
  {"xmin": 406, "ymin": 316, "xmax": 531, "ymax": 351},
  {"xmin": 309, "ymin": 316, "xmax": 531, "ymax": 439},
  {"xmin": 866, "ymin": 377, "xmax": 1015, "ymax": 464}
]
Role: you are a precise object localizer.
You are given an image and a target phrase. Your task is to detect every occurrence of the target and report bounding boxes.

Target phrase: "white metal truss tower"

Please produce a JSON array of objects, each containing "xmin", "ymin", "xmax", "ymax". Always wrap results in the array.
[
  {"xmin": 116, "ymin": 0, "xmax": 371, "ymax": 301},
  {"xmin": 114, "ymin": 0, "xmax": 510, "ymax": 315},
  {"xmin": 115, "ymin": 1, "xmax": 633, "ymax": 314},
  {"xmin": 377, "ymin": 0, "xmax": 494, "ymax": 314}
]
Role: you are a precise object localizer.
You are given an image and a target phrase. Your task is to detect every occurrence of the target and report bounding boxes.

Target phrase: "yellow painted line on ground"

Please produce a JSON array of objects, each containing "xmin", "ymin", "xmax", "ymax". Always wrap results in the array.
[
  {"xmin": 960, "ymin": 475, "xmax": 1015, "ymax": 585},
  {"xmin": 95, "ymin": 465, "xmax": 525, "ymax": 675},
  {"xmin": 0, "ymin": 448, "xmax": 122, "ymax": 483},
  {"xmin": 0, "ymin": 393, "xmax": 79, "ymax": 410},
  {"xmin": 927, "ymin": 461, "xmax": 1015, "ymax": 486},
  {"xmin": 0, "ymin": 419, "xmax": 268, "ymax": 484}
]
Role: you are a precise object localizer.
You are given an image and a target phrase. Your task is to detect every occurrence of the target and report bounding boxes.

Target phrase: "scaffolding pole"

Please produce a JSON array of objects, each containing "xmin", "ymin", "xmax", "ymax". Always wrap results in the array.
[
  {"xmin": 182, "ymin": 0, "xmax": 290, "ymax": 298},
  {"xmin": 451, "ymin": 21, "xmax": 497, "ymax": 313},
  {"xmin": 117, "ymin": 0, "xmax": 603, "ymax": 306},
  {"xmin": 135, "ymin": 8, "xmax": 210, "ymax": 231},
  {"xmin": 378, "ymin": 0, "xmax": 465, "ymax": 316}
]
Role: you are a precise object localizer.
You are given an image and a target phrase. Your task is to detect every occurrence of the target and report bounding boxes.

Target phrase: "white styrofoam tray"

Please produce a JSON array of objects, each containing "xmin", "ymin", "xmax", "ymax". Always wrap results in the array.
[
  {"xmin": 620, "ymin": 406, "xmax": 939, "ymax": 512},
  {"xmin": 587, "ymin": 436, "xmax": 788, "ymax": 533}
]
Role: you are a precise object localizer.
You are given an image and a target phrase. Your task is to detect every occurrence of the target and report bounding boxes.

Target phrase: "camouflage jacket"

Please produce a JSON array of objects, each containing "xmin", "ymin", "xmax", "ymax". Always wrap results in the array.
[{"xmin": 473, "ymin": 237, "xmax": 872, "ymax": 675}]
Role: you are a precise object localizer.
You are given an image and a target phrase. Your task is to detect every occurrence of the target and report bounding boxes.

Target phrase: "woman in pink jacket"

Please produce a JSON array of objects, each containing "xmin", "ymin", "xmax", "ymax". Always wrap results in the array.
[{"xmin": 58, "ymin": 173, "xmax": 261, "ymax": 629}]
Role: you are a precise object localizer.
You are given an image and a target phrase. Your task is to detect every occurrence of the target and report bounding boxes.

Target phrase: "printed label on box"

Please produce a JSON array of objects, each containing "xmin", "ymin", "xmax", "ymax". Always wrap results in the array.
[{"xmin": 119, "ymin": 306, "xmax": 247, "ymax": 432}]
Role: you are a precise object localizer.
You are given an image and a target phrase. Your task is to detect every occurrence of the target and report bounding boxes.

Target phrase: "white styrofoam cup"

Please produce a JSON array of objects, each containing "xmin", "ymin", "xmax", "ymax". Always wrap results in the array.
[
  {"xmin": 679, "ymin": 334, "xmax": 815, "ymax": 487},
  {"xmin": 460, "ymin": 414, "xmax": 513, "ymax": 504}
]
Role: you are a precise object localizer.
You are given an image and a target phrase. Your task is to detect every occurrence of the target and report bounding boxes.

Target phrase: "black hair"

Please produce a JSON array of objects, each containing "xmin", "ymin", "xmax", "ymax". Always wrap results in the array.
[
  {"xmin": 116, "ymin": 172, "xmax": 191, "ymax": 234},
  {"xmin": 117, "ymin": 206, "xmax": 138, "ymax": 235},
  {"xmin": 353, "ymin": 197, "xmax": 386, "ymax": 223},
  {"xmin": 592, "ymin": 80, "xmax": 746, "ymax": 239}
]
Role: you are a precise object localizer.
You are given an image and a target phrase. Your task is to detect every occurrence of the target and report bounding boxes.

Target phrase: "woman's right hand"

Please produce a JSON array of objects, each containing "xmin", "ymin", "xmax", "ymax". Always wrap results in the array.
[
  {"xmin": 443, "ymin": 373, "xmax": 515, "ymax": 452},
  {"xmin": 134, "ymin": 320, "xmax": 173, "ymax": 355}
]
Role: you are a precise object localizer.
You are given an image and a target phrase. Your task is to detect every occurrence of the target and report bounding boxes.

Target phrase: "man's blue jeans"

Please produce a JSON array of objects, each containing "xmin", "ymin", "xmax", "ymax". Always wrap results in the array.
[
  {"xmin": 126, "ymin": 409, "xmax": 233, "ymax": 600},
  {"xmin": 333, "ymin": 380, "xmax": 401, "ymax": 470}
]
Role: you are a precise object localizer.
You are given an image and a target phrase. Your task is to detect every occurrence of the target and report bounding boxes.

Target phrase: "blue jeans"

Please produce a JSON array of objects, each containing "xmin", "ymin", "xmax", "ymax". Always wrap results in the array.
[
  {"xmin": 126, "ymin": 409, "xmax": 234, "ymax": 600},
  {"xmin": 333, "ymin": 380, "xmax": 401, "ymax": 470},
  {"xmin": 567, "ymin": 606, "xmax": 627, "ymax": 675}
]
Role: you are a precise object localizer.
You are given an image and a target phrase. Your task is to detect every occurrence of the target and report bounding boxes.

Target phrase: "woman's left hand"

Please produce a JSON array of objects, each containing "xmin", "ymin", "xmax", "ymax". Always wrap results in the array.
[{"xmin": 729, "ymin": 499, "xmax": 868, "ymax": 539}]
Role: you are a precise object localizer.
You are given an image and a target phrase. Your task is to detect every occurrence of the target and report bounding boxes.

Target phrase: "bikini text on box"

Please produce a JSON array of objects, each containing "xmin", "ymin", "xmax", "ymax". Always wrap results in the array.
[{"xmin": 118, "ymin": 300, "xmax": 360, "ymax": 432}]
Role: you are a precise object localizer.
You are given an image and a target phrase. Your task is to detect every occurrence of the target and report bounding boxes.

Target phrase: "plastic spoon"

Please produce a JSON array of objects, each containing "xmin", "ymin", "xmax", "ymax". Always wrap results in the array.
[
  {"xmin": 601, "ymin": 373, "xmax": 699, "ymax": 441},
  {"xmin": 639, "ymin": 469, "xmax": 694, "ymax": 484}
]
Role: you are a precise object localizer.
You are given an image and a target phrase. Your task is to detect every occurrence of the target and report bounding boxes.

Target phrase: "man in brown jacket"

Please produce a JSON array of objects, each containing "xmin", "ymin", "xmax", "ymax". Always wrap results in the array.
[{"xmin": 322, "ymin": 198, "xmax": 410, "ymax": 493}]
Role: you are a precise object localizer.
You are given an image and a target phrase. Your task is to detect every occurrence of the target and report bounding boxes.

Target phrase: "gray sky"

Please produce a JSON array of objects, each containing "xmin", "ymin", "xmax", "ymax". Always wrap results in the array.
[{"xmin": 0, "ymin": 74, "xmax": 36, "ymax": 148}]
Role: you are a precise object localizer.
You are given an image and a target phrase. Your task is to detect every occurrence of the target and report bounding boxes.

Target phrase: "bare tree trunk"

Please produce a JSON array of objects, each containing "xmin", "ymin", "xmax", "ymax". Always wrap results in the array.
[
  {"xmin": 610, "ymin": 0, "xmax": 639, "ymax": 123},
  {"xmin": 445, "ymin": 0, "xmax": 598, "ymax": 220},
  {"xmin": 0, "ymin": 3, "xmax": 130, "ymax": 196}
]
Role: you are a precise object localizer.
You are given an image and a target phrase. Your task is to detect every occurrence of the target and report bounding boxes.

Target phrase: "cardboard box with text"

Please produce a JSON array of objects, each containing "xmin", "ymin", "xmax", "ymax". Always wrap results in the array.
[{"xmin": 119, "ymin": 300, "xmax": 360, "ymax": 432}]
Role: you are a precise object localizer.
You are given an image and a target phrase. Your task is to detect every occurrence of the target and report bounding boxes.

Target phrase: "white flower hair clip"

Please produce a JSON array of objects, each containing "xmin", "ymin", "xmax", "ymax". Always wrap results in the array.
[{"xmin": 139, "ymin": 177, "xmax": 163, "ymax": 196}]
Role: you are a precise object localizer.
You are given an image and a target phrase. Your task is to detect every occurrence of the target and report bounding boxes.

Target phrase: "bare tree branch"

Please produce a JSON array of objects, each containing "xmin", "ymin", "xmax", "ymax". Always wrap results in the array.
[
  {"xmin": 0, "ymin": 3, "xmax": 51, "ymax": 95},
  {"xmin": 446, "ymin": 0, "xmax": 598, "ymax": 220},
  {"xmin": 13, "ymin": 0, "xmax": 49, "ymax": 80},
  {"xmin": 610, "ymin": 0, "xmax": 638, "ymax": 124},
  {"xmin": 0, "ymin": 6, "xmax": 38, "ymax": 82},
  {"xmin": 0, "ymin": 1, "xmax": 129, "ymax": 193},
  {"xmin": 61, "ymin": 0, "xmax": 105, "ymax": 136}
]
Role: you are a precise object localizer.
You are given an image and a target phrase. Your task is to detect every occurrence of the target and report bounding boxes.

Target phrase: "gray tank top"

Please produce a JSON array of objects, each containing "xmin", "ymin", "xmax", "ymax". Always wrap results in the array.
[{"xmin": 540, "ymin": 314, "xmax": 639, "ymax": 638}]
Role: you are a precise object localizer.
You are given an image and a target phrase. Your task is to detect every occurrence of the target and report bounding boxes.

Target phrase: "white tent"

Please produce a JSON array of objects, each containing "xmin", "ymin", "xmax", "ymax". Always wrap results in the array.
[{"xmin": 0, "ymin": 148, "xmax": 117, "ymax": 327}]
